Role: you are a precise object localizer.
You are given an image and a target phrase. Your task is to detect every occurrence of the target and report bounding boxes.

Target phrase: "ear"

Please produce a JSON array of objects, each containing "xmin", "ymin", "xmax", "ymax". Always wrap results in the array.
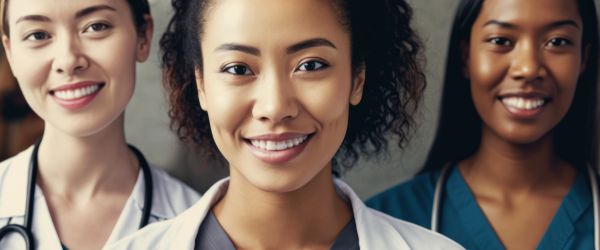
[
  {"xmin": 580, "ymin": 44, "xmax": 591, "ymax": 74},
  {"xmin": 135, "ymin": 15, "xmax": 154, "ymax": 62},
  {"xmin": 349, "ymin": 65, "xmax": 366, "ymax": 106},
  {"xmin": 460, "ymin": 40, "xmax": 470, "ymax": 79},
  {"xmin": 2, "ymin": 35, "xmax": 13, "ymax": 66},
  {"xmin": 195, "ymin": 68, "xmax": 208, "ymax": 111}
]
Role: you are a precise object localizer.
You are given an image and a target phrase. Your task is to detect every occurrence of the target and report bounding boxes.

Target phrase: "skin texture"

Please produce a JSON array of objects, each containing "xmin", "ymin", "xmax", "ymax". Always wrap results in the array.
[
  {"xmin": 196, "ymin": 0, "xmax": 364, "ymax": 248},
  {"xmin": 459, "ymin": 0, "xmax": 584, "ymax": 249},
  {"xmin": 2, "ymin": 0, "xmax": 152, "ymax": 249}
]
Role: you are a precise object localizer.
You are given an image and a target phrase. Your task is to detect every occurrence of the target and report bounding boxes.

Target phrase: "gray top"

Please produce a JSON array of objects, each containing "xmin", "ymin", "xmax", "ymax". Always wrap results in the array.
[{"xmin": 194, "ymin": 211, "xmax": 359, "ymax": 250}]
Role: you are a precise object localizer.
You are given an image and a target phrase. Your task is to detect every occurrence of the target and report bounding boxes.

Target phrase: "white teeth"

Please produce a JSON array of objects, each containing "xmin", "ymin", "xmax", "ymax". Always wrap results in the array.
[
  {"xmin": 250, "ymin": 135, "xmax": 309, "ymax": 151},
  {"xmin": 501, "ymin": 97, "xmax": 545, "ymax": 110},
  {"xmin": 53, "ymin": 85, "xmax": 100, "ymax": 100}
]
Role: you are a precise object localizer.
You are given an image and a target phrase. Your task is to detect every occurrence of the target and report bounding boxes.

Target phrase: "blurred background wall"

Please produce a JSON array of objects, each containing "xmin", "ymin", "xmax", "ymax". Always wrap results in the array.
[{"xmin": 3, "ymin": 0, "xmax": 599, "ymax": 199}]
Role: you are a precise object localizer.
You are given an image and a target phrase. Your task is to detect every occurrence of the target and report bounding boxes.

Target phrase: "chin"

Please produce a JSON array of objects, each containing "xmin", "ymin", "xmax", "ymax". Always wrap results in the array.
[{"xmin": 243, "ymin": 172, "xmax": 316, "ymax": 194}]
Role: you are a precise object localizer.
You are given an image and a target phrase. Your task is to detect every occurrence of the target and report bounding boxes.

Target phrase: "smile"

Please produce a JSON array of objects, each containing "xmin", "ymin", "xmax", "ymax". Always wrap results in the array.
[
  {"xmin": 498, "ymin": 94, "xmax": 551, "ymax": 119},
  {"xmin": 52, "ymin": 84, "xmax": 103, "ymax": 100},
  {"xmin": 501, "ymin": 97, "xmax": 546, "ymax": 110},
  {"xmin": 49, "ymin": 82, "xmax": 105, "ymax": 110},
  {"xmin": 249, "ymin": 135, "xmax": 309, "ymax": 151},
  {"xmin": 245, "ymin": 133, "xmax": 314, "ymax": 164}
]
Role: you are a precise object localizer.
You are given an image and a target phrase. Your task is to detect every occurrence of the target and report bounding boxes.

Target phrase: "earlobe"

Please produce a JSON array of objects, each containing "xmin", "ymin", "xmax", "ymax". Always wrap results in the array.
[
  {"xmin": 136, "ymin": 15, "xmax": 154, "ymax": 62},
  {"xmin": 350, "ymin": 66, "xmax": 366, "ymax": 106},
  {"xmin": 195, "ymin": 69, "xmax": 208, "ymax": 111}
]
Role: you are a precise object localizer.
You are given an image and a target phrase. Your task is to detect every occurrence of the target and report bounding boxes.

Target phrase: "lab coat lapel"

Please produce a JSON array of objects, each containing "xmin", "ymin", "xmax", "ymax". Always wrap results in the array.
[{"xmin": 334, "ymin": 179, "xmax": 412, "ymax": 249}]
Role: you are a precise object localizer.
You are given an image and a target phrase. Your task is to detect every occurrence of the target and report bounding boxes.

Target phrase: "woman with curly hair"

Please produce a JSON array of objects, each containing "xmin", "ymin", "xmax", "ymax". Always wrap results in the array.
[
  {"xmin": 368, "ymin": 0, "xmax": 599, "ymax": 249},
  {"xmin": 110, "ymin": 0, "xmax": 463, "ymax": 249},
  {"xmin": 0, "ymin": 0, "xmax": 200, "ymax": 249}
]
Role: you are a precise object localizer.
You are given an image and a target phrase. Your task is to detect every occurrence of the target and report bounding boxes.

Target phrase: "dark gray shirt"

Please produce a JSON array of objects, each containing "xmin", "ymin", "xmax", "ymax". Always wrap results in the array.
[{"xmin": 194, "ymin": 211, "xmax": 359, "ymax": 250}]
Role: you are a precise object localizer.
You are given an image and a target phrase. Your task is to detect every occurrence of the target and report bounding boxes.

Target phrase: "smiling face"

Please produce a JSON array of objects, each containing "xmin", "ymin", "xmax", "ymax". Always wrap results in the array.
[
  {"xmin": 197, "ymin": 0, "xmax": 364, "ymax": 193},
  {"xmin": 2, "ymin": 0, "xmax": 152, "ymax": 137},
  {"xmin": 467, "ymin": 0, "xmax": 585, "ymax": 144}
]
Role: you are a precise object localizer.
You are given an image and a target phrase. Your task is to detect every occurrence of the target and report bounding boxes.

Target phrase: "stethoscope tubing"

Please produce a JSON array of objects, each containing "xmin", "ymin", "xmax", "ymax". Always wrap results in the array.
[
  {"xmin": 0, "ymin": 141, "xmax": 153, "ymax": 250},
  {"xmin": 432, "ymin": 163, "xmax": 599, "ymax": 250}
]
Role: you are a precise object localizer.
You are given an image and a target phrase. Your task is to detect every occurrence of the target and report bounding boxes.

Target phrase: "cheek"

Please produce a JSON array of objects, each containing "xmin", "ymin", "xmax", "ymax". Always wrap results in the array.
[
  {"xmin": 298, "ymin": 76, "xmax": 352, "ymax": 124},
  {"xmin": 468, "ymin": 49, "xmax": 507, "ymax": 90},
  {"xmin": 203, "ymin": 82, "xmax": 249, "ymax": 135}
]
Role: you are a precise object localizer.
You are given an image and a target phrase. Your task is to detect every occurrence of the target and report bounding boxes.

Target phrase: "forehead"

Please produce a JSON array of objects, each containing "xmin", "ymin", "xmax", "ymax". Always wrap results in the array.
[
  {"xmin": 5, "ymin": 0, "xmax": 126, "ymax": 22},
  {"xmin": 201, "ymin": 0, "xmax": 348, "ymax": 47},
  {"xmin": 476, "ymin": 0, "xmax": 581, "ymax": 28}
]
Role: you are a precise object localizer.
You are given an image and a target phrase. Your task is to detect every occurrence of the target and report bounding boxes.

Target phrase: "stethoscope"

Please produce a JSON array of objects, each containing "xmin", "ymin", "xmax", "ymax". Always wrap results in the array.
[
  {"xmin": 0, "ymin": 141, "xmax": 154, "ymax": 250},
  {"xmin": 431, "ymin": 163, "xmax": 600, "ymax": 249}
]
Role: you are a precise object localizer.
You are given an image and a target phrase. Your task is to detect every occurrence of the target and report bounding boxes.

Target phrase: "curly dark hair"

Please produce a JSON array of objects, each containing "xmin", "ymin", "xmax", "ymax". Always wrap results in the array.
[
  {"xmin": 160, "ymin": 0, "xmax": 426, "ymax": 174},
  {"xmin": 1, "ymin": 0, "xmax": 151, "ymax": 36}
]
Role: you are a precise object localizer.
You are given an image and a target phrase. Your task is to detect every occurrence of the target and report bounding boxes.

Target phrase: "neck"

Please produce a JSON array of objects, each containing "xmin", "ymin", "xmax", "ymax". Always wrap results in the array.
[
  {"xmin": 214, "ymin": 163, "xmax": 352, "ymax": 249},
  {"xmin": 460, "ymin": 126, "xmax": 575, "ymax": 194},
  {"xmin": 36, "ymin": 114, "xmax": 139, "ymax": 201}
]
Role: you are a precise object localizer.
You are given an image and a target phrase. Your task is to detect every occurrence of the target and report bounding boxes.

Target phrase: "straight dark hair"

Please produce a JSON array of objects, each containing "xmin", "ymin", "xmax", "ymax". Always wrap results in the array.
[{"xmin": 421, "ymin": 0, "xmax": 599, "ymax": 172}]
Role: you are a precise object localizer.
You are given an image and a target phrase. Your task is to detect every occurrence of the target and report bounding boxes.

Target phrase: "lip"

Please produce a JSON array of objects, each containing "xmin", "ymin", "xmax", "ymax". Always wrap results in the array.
[
  {"xmin": 497, "ymin": 92, "xmax": 551, "ymax": 120},
  {"xmin": 244, "ymin": 132, "xmax": 314, "ymax": 164},
  {"xmin": 49, "ymin": 81, "xmax": 105, "ymax": 110}
]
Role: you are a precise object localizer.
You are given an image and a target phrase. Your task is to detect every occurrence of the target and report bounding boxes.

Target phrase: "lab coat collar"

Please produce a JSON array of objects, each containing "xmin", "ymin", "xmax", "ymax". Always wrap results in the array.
[
  {"xmin": 131, "ymin": 166, "xmax": 173, "ymax": 220},
  {"xmin": 0, "ymin": 146, "xmax": 43, "ymax": 218},
  {"xmin": 165, "ymin": 178, "xmax": 412, "ymax": 249}
]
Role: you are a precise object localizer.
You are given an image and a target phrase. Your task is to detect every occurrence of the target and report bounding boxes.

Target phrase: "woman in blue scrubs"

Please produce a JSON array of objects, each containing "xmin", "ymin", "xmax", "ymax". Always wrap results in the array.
[{"xmin": 367, "ymin": 0, "xmax": 599, "ymax": 249}]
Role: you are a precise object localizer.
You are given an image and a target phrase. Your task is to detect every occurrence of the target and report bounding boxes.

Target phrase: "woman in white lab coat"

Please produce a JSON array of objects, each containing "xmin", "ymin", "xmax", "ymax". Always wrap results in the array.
[
  {"xmin": 0, "ymin": 0, "xmax": 200, "ymax": 249},
  {"xmin": 110, "ymin": 0, "xmax": 463, "ymax": 249}
]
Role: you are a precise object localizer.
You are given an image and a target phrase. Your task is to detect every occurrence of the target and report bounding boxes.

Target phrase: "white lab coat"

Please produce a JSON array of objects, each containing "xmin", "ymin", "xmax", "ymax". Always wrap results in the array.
[
  {"xmin": 0, "ymin": 146, "xmax": 201, "ymax": 249},
  {"xmin": 108, "ymin": 178, "xmax": 464, "ymax": 250}
]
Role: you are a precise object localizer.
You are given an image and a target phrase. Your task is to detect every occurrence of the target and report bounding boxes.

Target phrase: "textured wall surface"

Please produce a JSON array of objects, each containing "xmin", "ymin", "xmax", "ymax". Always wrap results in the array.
[{"xmin": 125, "ymin": 0, "xmax": 600, "ymax": 199}]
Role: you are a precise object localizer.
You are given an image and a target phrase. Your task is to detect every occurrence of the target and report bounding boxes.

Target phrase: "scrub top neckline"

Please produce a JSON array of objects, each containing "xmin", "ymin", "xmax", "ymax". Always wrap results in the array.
[{"xmin": 446, "ymin": 164, "xmax": 590, "ymax": 250}]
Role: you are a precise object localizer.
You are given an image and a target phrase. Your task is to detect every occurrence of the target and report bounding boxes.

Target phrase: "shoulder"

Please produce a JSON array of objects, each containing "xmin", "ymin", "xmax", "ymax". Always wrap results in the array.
[
  {"xmin": 364, "ymin": 207, "xmax": 464, "ymax": 249},
  {"xmin": 0, "ymin": 146, "xmax": 33, "ymax": 174},
  {"xmin": 333, "ymin": 178, "xmax": 463, "ymax": 250},
  {"xmin": 365, "ymin": 170, "xmax": 440, "ymax": 223},
  {"xmin": 149, "ymin": 166, "xmax": 201, "ymax": 216}
]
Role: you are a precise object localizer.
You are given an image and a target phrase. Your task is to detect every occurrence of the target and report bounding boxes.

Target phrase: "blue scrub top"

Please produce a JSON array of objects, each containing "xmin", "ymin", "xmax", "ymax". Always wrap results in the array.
[{"xmin": 366, "ymin": 165, "xmax": 594, "ymax": 250}]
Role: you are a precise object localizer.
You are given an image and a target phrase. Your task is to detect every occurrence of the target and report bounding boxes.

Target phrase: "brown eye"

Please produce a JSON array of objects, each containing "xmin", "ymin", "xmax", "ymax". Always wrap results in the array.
[
  {"xmin": 546, "ymin": 38, "xmax": 571, "ymax": 47},
  {"xmin": 296, "ymin": 60, "xmax": 328, "ymax": 72},
  {"xmin": 24, "ymin": 31, "xmax": 51, "ymax": 41},
  {"xmin": 488, "ymin": 37, "xmax": 512, "ymax": 46},
  {"xmin": 84, "ymin": 23, "xmax": 111, "ymax": 33},
  {"xmin": 223, "ymin": 64, "xmax": 253, "ymax": 75}
]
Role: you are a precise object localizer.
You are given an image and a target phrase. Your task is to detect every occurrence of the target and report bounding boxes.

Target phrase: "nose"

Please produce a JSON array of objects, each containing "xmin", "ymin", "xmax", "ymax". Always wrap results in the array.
[
  {"xmin": 252, "ymin": 71, "xmax": 299, "ymax": 123},
  {"xmin": 509, "ymin": 41, "xmax": 547, "ymax": 82},
  {"xmin": 52, "ymin": 35, "xmax": 89, "ymax": 75}
]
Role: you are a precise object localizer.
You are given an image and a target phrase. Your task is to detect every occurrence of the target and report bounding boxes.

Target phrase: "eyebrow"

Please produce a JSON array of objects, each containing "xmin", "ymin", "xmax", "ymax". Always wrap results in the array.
[
  {"xmin": 15, "ymin": 5, "xmax": 116, "ymax": 25},
  {"xmin": 482, "ymin": 19, "xmax": 580, "ymax": 30},
  {"xmin": 214, "ymin": 38, "xmax": 337, "ymax": 56},
  {"xmin": 286, "ymin": 38, "xmax": 337, "ymax": 54},
  {"xmin": 75, "ymin": 5, "xmax": 117, "ymax": 20}
]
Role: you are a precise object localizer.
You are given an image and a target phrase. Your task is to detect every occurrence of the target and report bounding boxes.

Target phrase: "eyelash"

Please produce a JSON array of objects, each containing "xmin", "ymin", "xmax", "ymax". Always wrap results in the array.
[
  {"xmin": 546, "ymin": 37, "xmax": 572, "ymax": 47},
  {"xmin": 486, "ymin": 37, "xmax": 573, "ymax": 48},
  {"xmin": 221, "ymin": 59, "xmax": 330, "ymax": 76},
  {"xmin": 84, "ymin": 22, "xmax": 112, "ymax": 33},
  {"xmin": 295, "ymin": 60, "xmax": 329, "ymax": 72},
  {"xmin": 23, "ymin": 31, "xmax": 51, "ymax": 41},
  {"xmin": 221, "ymin": 64, "xmax": 253, "ymax": 76},
  {"xmin": 487, "ymin": 37, "xmax": 513, "ymax": 47}
]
